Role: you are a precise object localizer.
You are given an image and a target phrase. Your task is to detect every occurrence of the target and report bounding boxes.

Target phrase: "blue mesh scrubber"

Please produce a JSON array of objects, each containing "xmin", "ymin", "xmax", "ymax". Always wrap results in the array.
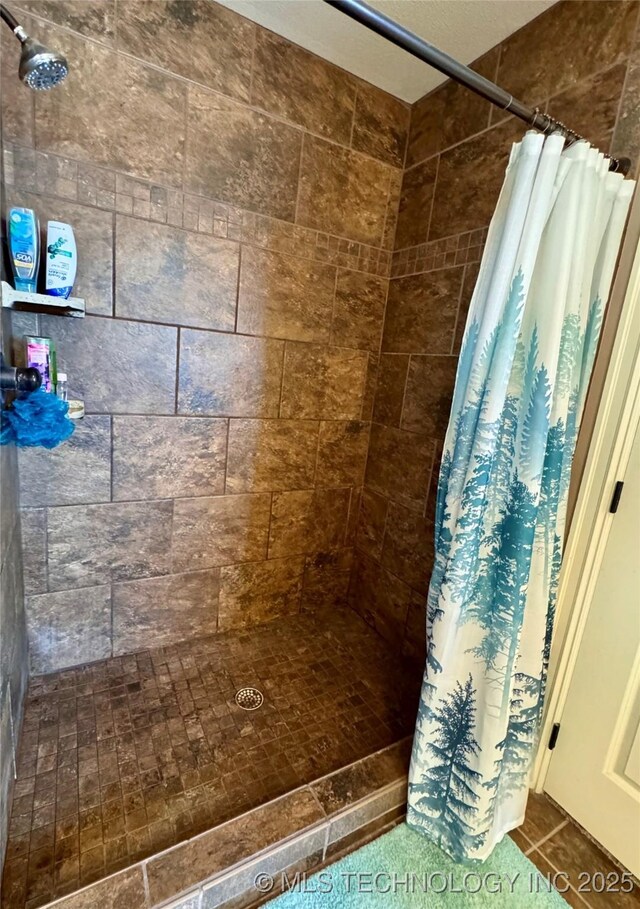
[{"xmin": 0, "ymin": 387, "xmax": 75, "ymax": 448}]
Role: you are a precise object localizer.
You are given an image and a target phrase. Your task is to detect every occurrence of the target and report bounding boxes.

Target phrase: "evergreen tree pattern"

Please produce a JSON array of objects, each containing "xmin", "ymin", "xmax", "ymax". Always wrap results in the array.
[
  {"xmin": 408, "ymin": 676, "xmax": 488, "ymax": 860},
  {"xmin": 408, "ymin": 135, "xmax": 632, "ymax": 864}
]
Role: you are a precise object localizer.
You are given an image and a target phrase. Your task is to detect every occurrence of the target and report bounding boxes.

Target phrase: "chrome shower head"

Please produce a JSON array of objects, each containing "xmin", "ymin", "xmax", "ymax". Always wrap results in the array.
[
  {"xmin": 1, "ymin": 3, "xmax": 68, "ymax": 91},
  {"xmin": 18, "ymin": 33, "xmax": 68, "ymax": 90}
]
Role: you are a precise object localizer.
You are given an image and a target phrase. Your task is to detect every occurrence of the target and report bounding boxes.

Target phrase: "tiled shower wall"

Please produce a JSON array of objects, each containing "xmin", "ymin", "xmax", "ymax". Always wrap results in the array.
[
  {"xmin": 0, "ymin": 0, "xmax": 410, "ymax": 673},
  {"xmin": 350, "ymin": 0, "xmax": 640, "ymax": 663}
]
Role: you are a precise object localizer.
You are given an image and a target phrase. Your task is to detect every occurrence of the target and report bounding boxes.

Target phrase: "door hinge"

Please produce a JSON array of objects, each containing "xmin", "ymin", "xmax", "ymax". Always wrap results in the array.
[
  {"xmin": 609, "ymin": 480, "xmax": 624, "ymax": 513},
  {"xmin": 548, "ymin": 722, "xmax": 560, "ymax": 750}
]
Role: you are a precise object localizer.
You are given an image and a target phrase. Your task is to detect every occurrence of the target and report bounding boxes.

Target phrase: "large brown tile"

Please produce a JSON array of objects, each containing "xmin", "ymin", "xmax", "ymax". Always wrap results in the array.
[
  {"xmin": 401, "ymin": 355, "xmax": 457, "ymax": 437},
  {"xmin": 325, "ymin": 779, "xmax": 407, "ymax": 848},
  {"xmin": 297, "ymin": 135, "xmax": 392, "ymax": 246},
  {"xmin": 331, "ymin": 270, "xmax": 388, "ymax": 352},
  {"xmin": 402, "ymin": 591, "xmax": 427, "ymax": 664},
  {"xmin": 218, "ymin": 557, "xmax": 305, "ymax": 630},
  {"xmin": 394, "ymin": 157, "xmax": 438, "ymax": 250},
  {"xmin": 18, "ymin": 1, "xmax": 115, "ymax": 43},
  {"xmin": 361, "ymin": 352, "xmax": 380, "ymax": 423},
  {"xmin": 497, "ymin": 0, "xmax": 637, "ymax": 107},
  {"xmin": 382, "ymin": 269, "xmax": 463, "ymax": 354},
  {"xmin": 112, "ymin": 570, "xmax": 219, "ymax": 653},
  {"xmin": 178, "ymin": 329, "xmax": 284, "ymax": 417},
  {"xmin": 539, "ymin": 820, "xmax": 640, "ymax": 909},
  {"xmin": 171, "ymin": 493, "xmax": 271, "ymax": 573},
  {"xmin": 185, "ymin": 87, "xmax": 302, "ymax": 221},
  {"xmin": 199, "ymin": 827, "xmax": 326, "ymax": 909},
  {"xmin": 430, "ymin": 118, "xmax": 525, "ymax": 240},
  {"xmin": 7, "ymin": 191, "xmax": 113, "ymax": 315},
  {"xmin": 454, "ymin": 260, "xmax": 480, "ymax": 354},
  {"xmin": 350, "ymin": 551, "xmax": 412, "ymax": 647},
  {"xmin": 345, "ymin": 486, "xmax": 361, "ymax": 548},
  {"xmin": 116, "ymin": 216, "xmax": 239, "ymax": 331},
  {"xmin": 268, "ymin": 488, "xmax": 351, "ymax": 559},
  {"xmin": 521, "ymin": 792, "xmax": 568, "ymax": 845},
  {"xmin": 301, "ymin": 549, "xmax": 353, "ymax": 612},
  {"xmin": 406, "ymin": 88, "xmax": 442, "ymax": 169},
  {"xmin": 312, "ymin": 739, "xmax": 411, "ymax": 815},
  {"xmin": 548, "ymin": 63, "xmax": 627, "ymax": 154},
  {"xmin": 20, "ymin": 508, "xmax": 47, "ymax": 596},
  {"xmin": 40, "ymin": 867, "xmax": 147, "ymax": 909},
  {"xmin": 237, "ymin": 246, "xmax": 335, "ymax": 343},
  {"xmin": 280, "ymin": 342, "xmax": 368, "ymax": 420},
  {"xmin": 26, "ymin": 585, "xmax": 111, "ymax": 673},
  {"xmin": 372, "ymin": 354, "xmax": 409, "ymax": 428},
  {"xmin": 117, "ymin": 0, "xmax": 253, "ymax": 101},
  {"xmin": 365, "ymin": 424, "xmax": 434, "ymax": 512},
  {"xmin": 613, "ymin": 49, "xmax": 640, "ymax": 175},
  {"xmin": 47, "ymin": 500, "xmax": 173, "ymax": 591},
  {"xmin": 113, "ymin": 416, "xmax": 228, "ymax": 500},
  {"xmin": 40, "ymin": 315, "xmax": 177, "ymax": 414},
  {"xmin": 325, "ymin": 804, "xmax": 405, "ymax": 860},
  {"xmin": 251, "ymin": 29, "xmax": 356, "ymax": 145},
  {"xmin": 19, "ymin": 415, "xmax": 111, "ymax": 507},
  {"xmin": 352, "ymin": 83, "xmax": 410, "ymax": 167},
  {"xmin": 315, "ymin": 421, "xmax": 369, "ymax": 488},
  {"xmin": 146, "ymin": 789, "xmax": 323, "ymax": 905},
  {"xmin": 381, "ymin": 501, "xmax": 434, "ymax": 594},
  {"xmin": 383, "ymin": 170, "xmax": 403, "ymax": 251},
  {"xmin": 225, "ymin": 419, "xmax": 319, "ymax": 494},
  {"xmin": 355, "ymin": 489, "xmax": 388, "ymax": 561},
  {"xmin": 525, "ymin": 850, "xmax": 587, "ymax": 909},
  {"xmin": 406, "ymin": 49, "xmax": 498, "ymax": 168},
  {"xmin": 34, "ymin": 23, "xmax": 187, "ymax": 187}
]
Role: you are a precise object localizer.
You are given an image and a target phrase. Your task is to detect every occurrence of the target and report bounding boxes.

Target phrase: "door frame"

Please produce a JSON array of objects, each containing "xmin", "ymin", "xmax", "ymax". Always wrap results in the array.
[{"xmin": 532, "ymin": 194, "xmax": 640, "ymax": 792}]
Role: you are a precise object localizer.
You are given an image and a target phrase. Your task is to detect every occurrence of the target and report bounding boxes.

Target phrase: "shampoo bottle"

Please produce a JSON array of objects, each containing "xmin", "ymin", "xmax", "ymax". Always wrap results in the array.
[
  {"xmin": 8, "ymin": 208, "xmax": 39, "ymax": 292},
  {"xmin": 45, "ymin": 221, "xmax": 77, "ymax": 298}
]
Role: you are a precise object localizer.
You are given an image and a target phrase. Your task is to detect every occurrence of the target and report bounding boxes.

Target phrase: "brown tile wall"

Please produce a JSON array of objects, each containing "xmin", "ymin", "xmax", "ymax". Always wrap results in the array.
[
  {"xmin": 1, "ymin": 0, "xmax": 410, "ymax": 672},
  {"xmin": 350, "ymin": 0, "xmax": 640, "ymax": 661}
]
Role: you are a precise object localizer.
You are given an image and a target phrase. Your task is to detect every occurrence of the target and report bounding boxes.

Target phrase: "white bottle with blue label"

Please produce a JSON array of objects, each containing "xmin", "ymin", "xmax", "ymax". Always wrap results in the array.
[{"xmin": 45, "ymin": 221, "xmax": 77, "ymax": 298}]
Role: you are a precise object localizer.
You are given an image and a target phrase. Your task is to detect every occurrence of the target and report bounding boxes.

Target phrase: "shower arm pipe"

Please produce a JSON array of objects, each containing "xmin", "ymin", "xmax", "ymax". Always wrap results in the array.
[
  {"xmin": 323, "ymin": 0, "xmax": 631, "ymax": 175},
  {"xmin": 0, "ymin": 3, "xmax": 25, "ymax": 40}
]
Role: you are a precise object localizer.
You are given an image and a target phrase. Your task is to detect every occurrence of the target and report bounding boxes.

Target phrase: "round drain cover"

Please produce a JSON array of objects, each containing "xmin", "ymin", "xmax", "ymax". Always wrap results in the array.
[{"xmin": 235, "ymin": 687, "xmax": 264, "ymax": 710}]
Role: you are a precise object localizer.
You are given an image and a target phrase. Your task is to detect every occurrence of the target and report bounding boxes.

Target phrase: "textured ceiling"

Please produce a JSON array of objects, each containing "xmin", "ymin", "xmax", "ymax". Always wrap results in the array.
[{"xmin": 217, "ymin": 0, "xmax": 556, "ymax": 103}]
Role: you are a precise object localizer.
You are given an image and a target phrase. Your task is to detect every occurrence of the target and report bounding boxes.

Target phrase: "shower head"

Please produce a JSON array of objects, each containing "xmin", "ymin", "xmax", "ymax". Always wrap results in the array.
[
  {"xmin": 18, "ymin": 34, "xmax": 68, "ymax": 90},
  {"xmin": 0, "ymin": 3, "xmax": 68, "ymax": 91}
]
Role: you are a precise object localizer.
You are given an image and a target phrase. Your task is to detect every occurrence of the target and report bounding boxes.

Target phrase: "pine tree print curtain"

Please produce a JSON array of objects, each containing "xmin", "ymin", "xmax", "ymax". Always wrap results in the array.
[{"xmin": 407, "ymin": 133, "xmax": 634, "ymax": 862}]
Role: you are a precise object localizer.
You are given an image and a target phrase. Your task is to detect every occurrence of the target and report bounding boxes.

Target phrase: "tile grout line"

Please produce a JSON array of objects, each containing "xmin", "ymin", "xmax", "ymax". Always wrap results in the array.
[
  {"xmin": 528, "ymin": 817, "xmax": 569, "ymax": 852},
  {"xmin": 528, "ymin": 845, "xmax": 593, "ymax": 909}
]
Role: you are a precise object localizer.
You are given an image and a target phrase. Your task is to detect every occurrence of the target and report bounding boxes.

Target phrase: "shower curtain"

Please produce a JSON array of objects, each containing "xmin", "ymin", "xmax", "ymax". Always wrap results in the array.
[{"xmin": 407, "ymin": 132, "xmax": 634, "ymax": 862}]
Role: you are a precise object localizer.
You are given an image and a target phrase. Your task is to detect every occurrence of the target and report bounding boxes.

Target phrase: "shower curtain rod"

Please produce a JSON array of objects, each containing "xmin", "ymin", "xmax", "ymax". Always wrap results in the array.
[{"xmin": 323, "ymin": 0, "xmax": 631, "ymax": 175}]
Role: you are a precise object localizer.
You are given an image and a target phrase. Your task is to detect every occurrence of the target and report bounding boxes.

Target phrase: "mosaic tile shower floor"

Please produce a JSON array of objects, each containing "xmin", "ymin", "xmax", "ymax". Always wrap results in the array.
[{"xmin": 1, "ymin": 609, "xmax": 420, "ymax": 909}]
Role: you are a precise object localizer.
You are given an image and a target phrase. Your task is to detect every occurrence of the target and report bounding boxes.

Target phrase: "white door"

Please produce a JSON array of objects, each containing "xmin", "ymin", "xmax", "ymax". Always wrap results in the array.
[{"xmin": 544, "ymin": 405, "xmax": 640, "ymax": 876}]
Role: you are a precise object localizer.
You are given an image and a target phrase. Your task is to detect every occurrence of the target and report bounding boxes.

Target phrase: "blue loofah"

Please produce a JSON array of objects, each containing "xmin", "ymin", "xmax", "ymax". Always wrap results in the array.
[{"xmin": 0, "ymin": 387, "xmax": 75, "ymax": 448}]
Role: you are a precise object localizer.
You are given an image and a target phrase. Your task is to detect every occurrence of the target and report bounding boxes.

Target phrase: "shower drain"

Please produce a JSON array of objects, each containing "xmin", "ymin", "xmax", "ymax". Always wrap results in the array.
[{"xmin": 235, "ymin": 687, "xmax": 264, "ymax": 710}]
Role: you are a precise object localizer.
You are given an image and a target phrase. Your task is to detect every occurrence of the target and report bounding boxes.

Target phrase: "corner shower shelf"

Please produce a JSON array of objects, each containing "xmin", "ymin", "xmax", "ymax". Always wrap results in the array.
[{"xmin": 1, "ymin": 281, "xmax": 85, "ymax": 318}]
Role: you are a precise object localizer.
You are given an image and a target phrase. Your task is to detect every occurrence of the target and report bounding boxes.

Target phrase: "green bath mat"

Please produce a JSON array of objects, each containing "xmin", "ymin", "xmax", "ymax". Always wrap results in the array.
[{"xmin": 266, "ymin": 823, "xmax": 567, "ymax": 907}]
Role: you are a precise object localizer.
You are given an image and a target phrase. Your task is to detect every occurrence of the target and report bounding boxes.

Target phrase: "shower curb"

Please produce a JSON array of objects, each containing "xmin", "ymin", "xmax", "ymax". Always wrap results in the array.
[{"xmin": 36, "ymin": 737, "xmax": 412, "ymax": 909}]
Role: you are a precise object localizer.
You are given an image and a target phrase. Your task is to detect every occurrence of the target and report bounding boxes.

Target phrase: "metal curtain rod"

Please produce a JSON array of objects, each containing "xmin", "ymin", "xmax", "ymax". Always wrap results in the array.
[{"xmin": 323, "ymin": 0, "xmax": 630, "ymax": 176}]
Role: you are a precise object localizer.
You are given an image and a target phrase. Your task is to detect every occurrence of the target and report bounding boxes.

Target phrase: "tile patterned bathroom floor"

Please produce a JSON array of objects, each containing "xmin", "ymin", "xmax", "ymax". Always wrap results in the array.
[
  {"xmin": 1, "ymin": 608, "xmax": 420, "ymax": 909},
  {"xmin": 511, "ymin": 793, "xmax": 640, "ymax": 909}
]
